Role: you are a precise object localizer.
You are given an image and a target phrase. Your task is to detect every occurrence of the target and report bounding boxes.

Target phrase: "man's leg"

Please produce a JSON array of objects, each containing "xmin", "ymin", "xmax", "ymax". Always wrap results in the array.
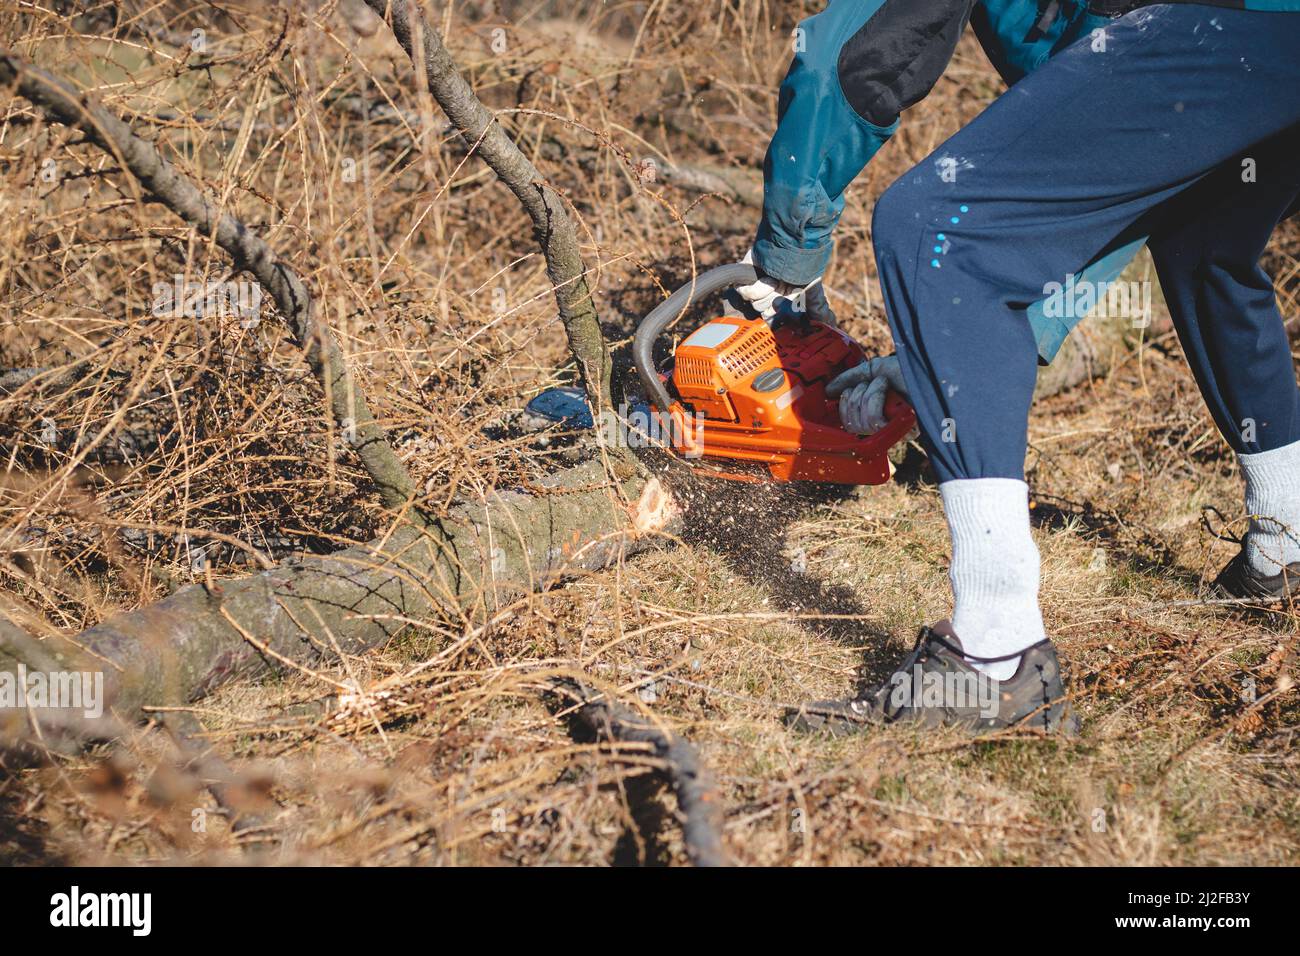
[
  {"xmin": 870, "ymin": 6, "xmax": 1300, "ymax": 677},
  {"xmin": 1148, "ymin": 129, "xmax": 1300, "ymax": 585}
]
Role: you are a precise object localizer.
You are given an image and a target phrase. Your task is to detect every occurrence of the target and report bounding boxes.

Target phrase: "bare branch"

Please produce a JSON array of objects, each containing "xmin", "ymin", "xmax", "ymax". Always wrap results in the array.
[
  {"xmin": 553, "ymin": 677, "xmax": 731, "ymax": 866},
  {"xmin": 0, "ymin": 49, "xmax": 421, "ymax": 514},
  {"xmin": 362, "ymin": 0, "xmax": 615, "ymax": 409}
]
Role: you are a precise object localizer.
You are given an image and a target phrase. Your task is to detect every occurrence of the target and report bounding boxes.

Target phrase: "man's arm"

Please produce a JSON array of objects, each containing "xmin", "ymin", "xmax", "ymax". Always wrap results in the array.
[{"xmin": 753, "ymin": 0, "xmax": 976, "ymax": 287}]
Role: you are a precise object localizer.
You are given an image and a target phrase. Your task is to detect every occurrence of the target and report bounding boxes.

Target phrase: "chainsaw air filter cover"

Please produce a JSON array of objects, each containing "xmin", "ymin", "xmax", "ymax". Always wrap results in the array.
[{"xmin": 665, "ymin": 316, "xmax": 915, "ymax": 484}]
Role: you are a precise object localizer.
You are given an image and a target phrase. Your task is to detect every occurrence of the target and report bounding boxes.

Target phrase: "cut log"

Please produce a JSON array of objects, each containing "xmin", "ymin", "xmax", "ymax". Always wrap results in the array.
[
  {"xmin": 39, "ymin": 457, "xmax": 673, "ymax": 725},
  {"xmin": 0, "ymin": 454, "xmax": 712, "ymax": 859}
]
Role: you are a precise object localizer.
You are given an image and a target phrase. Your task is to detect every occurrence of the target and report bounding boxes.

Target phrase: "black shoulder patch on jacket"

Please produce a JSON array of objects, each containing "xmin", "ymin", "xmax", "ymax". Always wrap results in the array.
[{"xmin": 837, "ymin": 0, "xmax": 975, "ymax": 128}]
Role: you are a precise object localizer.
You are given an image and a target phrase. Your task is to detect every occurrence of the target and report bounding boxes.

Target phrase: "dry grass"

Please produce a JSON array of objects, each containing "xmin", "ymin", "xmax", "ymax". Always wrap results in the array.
[{"xmin": 1, "ymin": 1, "xmax": 1297, "ymax": 866}]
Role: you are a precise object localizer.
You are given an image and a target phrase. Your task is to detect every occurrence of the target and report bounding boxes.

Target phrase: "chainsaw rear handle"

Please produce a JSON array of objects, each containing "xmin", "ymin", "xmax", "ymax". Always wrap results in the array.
[{"xmin": 633, "ymin": 262, "xmax": 759, "ymax": 413}]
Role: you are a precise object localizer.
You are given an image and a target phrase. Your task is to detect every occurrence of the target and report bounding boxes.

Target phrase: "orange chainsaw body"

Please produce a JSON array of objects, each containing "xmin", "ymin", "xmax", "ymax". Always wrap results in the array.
[{"xmin": 660, "ymin": 316, "xmax": 915, "ymax": 484}]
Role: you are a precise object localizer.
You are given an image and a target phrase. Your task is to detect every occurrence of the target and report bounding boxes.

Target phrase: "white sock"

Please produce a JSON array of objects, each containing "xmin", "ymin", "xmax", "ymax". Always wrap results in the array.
[
  {"xmin": 940, "ymin": 478, "xmax": 1047, "ymax": 681},
  {"xmin": 1240, "ymin": 440, "xmax": 1300, "ymax": 576}
]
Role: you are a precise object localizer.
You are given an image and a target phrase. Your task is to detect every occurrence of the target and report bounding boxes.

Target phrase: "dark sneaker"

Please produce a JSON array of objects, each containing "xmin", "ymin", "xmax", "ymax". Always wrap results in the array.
[
  {"xmin": 786, "ymin": 625, "xmax": 1077, "ymax": 737},
  {"xmin": 1213, "ymin": 549, "xmax": 1300, "ymax": 601}
]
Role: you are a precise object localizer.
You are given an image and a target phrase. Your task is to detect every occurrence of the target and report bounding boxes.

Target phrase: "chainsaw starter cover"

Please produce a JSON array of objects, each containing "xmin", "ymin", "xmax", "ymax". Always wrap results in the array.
[{"xmin": 663, "ymin": 316, "xmax": 915, "ymax": 484}]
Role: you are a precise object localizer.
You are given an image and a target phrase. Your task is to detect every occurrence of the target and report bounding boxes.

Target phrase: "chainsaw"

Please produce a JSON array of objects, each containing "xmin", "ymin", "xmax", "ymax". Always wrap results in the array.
[{"xmin": 627, "ymin": 263, "xmax": 916, "ymax": 484}]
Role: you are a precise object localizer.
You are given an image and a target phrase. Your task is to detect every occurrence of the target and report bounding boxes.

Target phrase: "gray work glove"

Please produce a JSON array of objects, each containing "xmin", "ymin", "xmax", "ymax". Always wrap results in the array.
[
  {"xmin": 734, "ymin": 248, "xmax": 837, "ymax": 328},
  {"xmin": 825, "ymin": 355, "xmax": 909, "ymax": 436}
]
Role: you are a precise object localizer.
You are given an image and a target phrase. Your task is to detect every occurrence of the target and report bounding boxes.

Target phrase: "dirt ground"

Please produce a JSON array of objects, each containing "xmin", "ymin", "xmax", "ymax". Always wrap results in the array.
[{"xmin": 1, "ymin": 2, "xmax": 1297, "ymax": 866}]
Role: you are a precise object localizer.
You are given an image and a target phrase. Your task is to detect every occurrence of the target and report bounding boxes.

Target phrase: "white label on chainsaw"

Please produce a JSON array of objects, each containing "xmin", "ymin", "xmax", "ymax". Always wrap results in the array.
[
  {"xmin": 681, "ymin": 322, "xmax": 738, "ymax": 350},
  {"xmin": 774, "ymin": 384, "xmax": 803, "ymax": 409}
]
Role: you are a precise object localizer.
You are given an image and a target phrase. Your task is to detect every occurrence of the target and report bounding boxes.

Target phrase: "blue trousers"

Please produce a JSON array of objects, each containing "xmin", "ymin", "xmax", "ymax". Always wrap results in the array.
[{"xmin": 873, "ymin": 4, "xmax": 1300, "ymax": 482}]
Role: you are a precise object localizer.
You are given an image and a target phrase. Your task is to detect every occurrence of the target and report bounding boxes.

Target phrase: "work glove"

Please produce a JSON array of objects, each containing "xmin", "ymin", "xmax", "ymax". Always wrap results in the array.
[
  {"xmin": 826, "ymin": 355, "xmax": 908, "ymax": 436},
  {"xmin": 735, "ymin": 248, "xmax": 837, "ymax": 328}
]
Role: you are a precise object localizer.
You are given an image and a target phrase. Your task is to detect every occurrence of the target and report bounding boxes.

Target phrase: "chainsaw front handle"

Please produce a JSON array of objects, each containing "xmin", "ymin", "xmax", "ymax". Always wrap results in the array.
[{"xmin": 633, "ymin": 262, "xmax": 759, "ymax": 413}]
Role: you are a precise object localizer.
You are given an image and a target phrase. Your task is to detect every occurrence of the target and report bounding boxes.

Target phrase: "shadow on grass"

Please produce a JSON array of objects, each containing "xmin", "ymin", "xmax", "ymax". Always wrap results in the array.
[
  {"xmin": 1028, "ymin": 492, "xmax": 1204, "ymax": 592},
  {"xmin": 676, "ymin": 474, "xmax": 910, "ymax": 688}
]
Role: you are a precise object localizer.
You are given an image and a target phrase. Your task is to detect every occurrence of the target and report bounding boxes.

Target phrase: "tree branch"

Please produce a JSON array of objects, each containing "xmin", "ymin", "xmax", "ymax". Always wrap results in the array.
[
  {"xmin": 362, "ymin": 0, "xmax": 615, "ymax": 409},
  {"xmin": 0, "ymin": 49, "xmax": 421, "ymax": 514},
  {"xmin": 553, "ymin": 677, "xmax": 731, "ymax": 866}
]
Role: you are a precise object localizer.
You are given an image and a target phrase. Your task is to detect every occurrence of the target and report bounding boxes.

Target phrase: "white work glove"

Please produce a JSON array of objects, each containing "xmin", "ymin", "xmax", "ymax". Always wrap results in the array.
[
  {"xmin": 825, "ymin": 355, "xmax": 909, "ymax": 436},
  {"xmin": 735, "ymin": 248, "xmax": 837, "ymax": 327}
]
